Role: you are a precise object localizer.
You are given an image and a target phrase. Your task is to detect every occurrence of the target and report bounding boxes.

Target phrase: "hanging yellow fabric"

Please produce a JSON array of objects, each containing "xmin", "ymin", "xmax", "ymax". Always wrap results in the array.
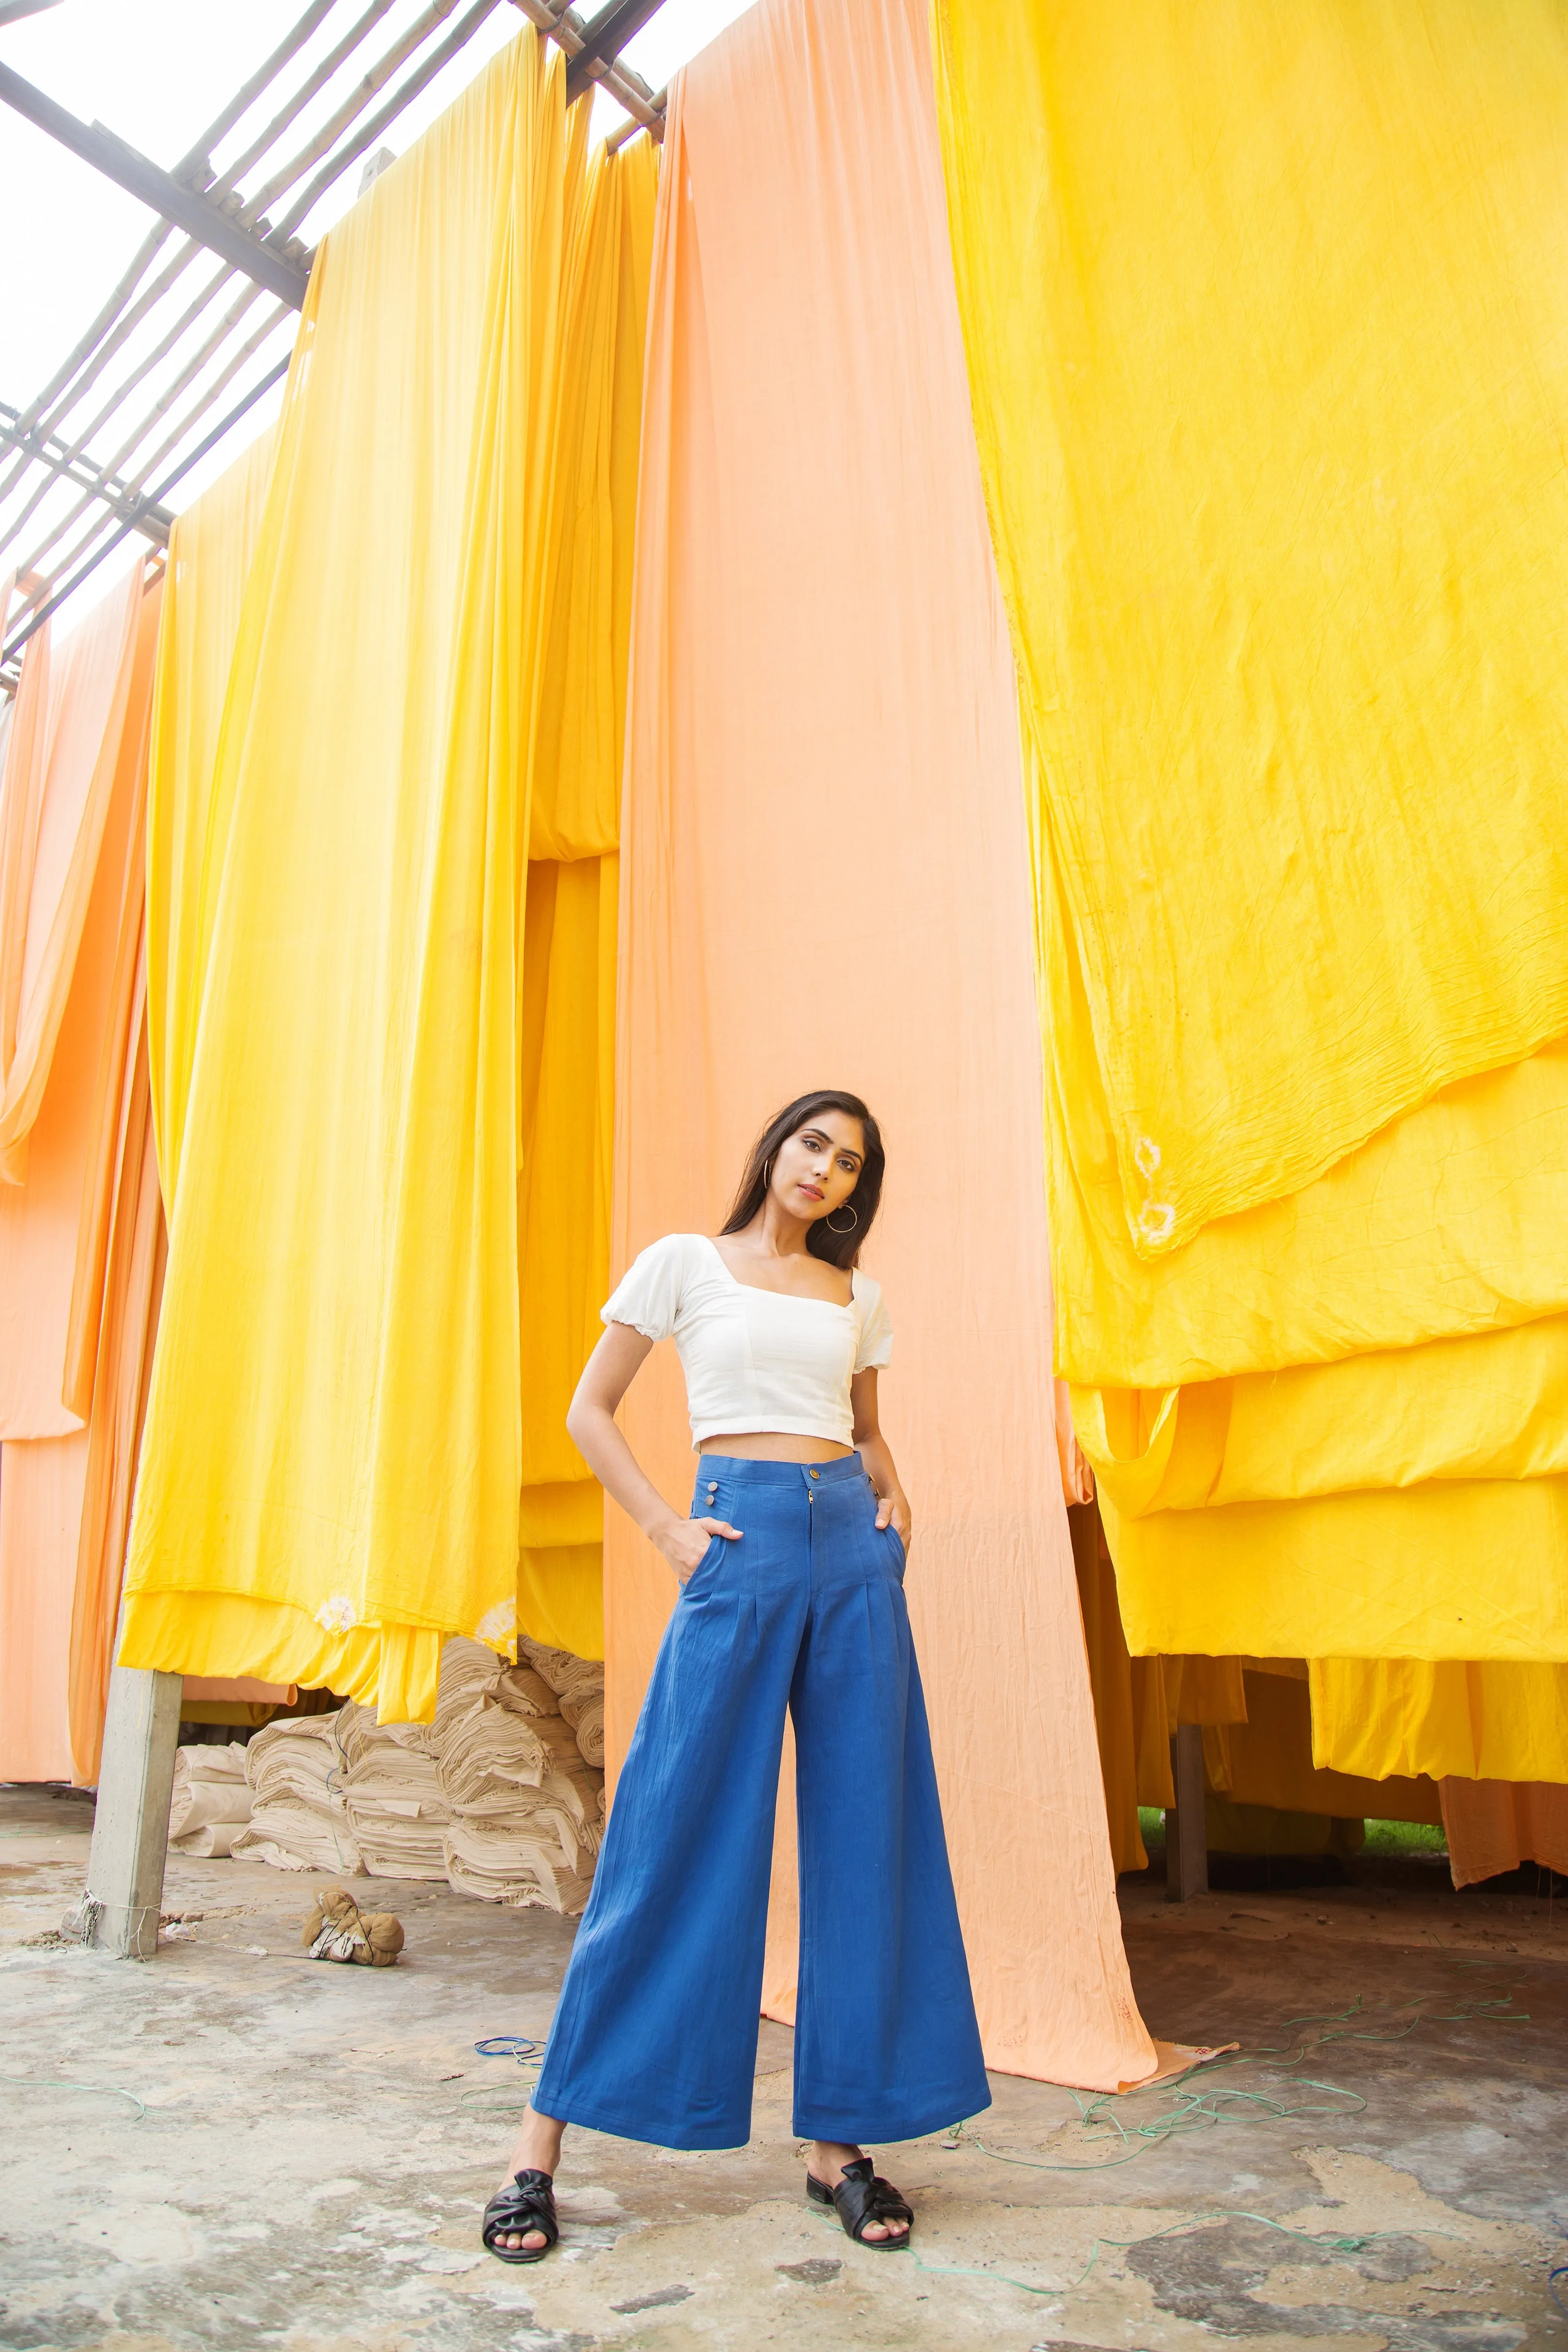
[
  {"xmin": 121, "ymin": 32, "xmax": 578, "ymax": 1723},
  {"xmin": 145, "ymin": 429, "xmax": 276, "ymax": 1205},
  {"xmin": 934, "ymin": 0, "xmax": 1568, "ymax": 1259},
  {"xmin": 1035, "ymin": 751, "xmax": 1568, "ymax": 1390},
  {"xmin": 1102, "ymin": 1477, "xmax": 1568, "ymax": 1666},
  {"xmin": 516, "ymin": 854, "xmax": 617, "ymax": 1654},
  {"xmin": 1073, "ymin": 1308, "xmax": 1568, "ymax": 1518},
  {"xmin": 1309, "ymin": 1659, "xmax": 1568, "ymax": 1786},
  {"xmin": 515, "ymin": 135, "xmax": 656, "ymax": 1661}
]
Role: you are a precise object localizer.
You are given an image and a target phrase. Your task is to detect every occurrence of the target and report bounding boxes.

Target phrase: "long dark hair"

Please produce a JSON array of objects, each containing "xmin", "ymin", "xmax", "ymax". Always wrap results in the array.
[{"xmin": 720, "ymin": 1090, "xmax": 885, "ymax": 1270}]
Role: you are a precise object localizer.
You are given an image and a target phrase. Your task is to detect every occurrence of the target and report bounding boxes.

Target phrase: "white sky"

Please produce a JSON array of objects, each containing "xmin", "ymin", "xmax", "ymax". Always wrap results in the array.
[{"xmin": 0, "ymin": 0, "xmax": 753, "ymax": 619}]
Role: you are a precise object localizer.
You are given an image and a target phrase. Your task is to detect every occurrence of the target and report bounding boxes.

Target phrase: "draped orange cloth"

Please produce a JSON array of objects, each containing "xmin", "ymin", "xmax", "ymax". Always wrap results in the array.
[
  {"xmin": 605, "ymin": 0, "xmax": 1155, "ymax": 2092},
  {"xmin": 0, "ymin": 565, "xmax": 162, "ymax": 1781},
  {"xmin": 0, "ymin": 570, "xmax": 151, "ymax": 1438},
  {"xmin": 1441, "ymin": 1780, "xmax": 1568, "ymax": 1888}
]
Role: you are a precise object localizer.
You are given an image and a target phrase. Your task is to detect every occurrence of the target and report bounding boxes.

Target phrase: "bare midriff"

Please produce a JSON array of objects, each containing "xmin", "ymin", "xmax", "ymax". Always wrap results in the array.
[{"xmin": 699, "ymin": 1432, "xmax": 853, "ymax": 1463}]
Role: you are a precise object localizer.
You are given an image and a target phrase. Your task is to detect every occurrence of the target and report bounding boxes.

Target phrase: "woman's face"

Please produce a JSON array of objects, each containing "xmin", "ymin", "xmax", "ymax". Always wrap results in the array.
[{"xmin": 771, "ymin": 1110, "xmax": 866, "ymax": 1224}]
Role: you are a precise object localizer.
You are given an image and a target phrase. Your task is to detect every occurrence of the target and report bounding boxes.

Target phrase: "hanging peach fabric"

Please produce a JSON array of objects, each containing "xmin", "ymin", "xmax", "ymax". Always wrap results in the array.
[
  {"xmin": 0, "ymin": 1431, "xmax": 89, "ymax": 1778},
  {"xmin": 0, "ymin": 567, "xmax": 143, "ymax": 1187},
  {"xmin": 0, "ymin": 570, "xmax": 161, "ymax": 1786},
  {"xmin": 120, "ymin": 34, "xmax": 591, "ymax": 1724},
  {"xmin": 1441, "ymin": 1779, "xmax": 1568, "ymax": 1888},
  {"xmin": 146, "ymin": 429, "xmax": 276, "ymax": 1203},
  {"xmin": 0, "ymin": 571, "xmax": 150, "ymax": 1437},
  {"xmin": 607, "ymin": 0, "xmax": 1155, "ymax": 2092}
]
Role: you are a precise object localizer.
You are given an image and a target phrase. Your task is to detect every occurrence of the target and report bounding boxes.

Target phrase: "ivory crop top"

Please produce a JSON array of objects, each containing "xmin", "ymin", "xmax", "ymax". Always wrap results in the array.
[{"xmin": 602, "ymin": 1232, "xmax": 893, "ymax": 1448}]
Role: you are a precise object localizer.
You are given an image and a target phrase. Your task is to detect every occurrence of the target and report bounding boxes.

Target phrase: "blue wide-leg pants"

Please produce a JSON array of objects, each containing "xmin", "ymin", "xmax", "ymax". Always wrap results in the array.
[{"xmin": 533, "ymin": 1453, "xmax": 991, "ymax": 2151}]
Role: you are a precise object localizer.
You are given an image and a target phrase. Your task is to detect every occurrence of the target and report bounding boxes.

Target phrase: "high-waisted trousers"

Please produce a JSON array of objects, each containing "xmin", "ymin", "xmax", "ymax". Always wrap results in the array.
[{"xmin": 532, "ymin": 1452, "xmax": 991, "ymax": 2150}]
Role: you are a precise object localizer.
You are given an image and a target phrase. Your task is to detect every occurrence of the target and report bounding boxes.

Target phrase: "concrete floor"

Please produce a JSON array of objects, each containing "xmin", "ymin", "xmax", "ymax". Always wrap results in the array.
[{"xmin": 1, "ymin": 1782, "xmax": 1565, "ymax": 2352}]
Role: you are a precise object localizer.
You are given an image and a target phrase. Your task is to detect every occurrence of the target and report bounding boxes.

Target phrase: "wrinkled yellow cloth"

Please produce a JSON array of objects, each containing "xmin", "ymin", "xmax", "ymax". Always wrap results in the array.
[
  {"xmin": 515, "ymin": 135, "xmax": 654, "ymax": 1662},
  {"xmin": 1036, "ymin": 780, "xmax": 1568, "ymax": 1389},
  {"xmin": 121, "ymin": 33, "xmax": 582, "ymax": 1718},
  {"xmin": 1103, "ymin": 1478, "xmax": 1568, "ymax": 1666},
  {"xmin": 1310, "ymin": 1660, "xmax": 1568, "ymax": 1786},
  {"xmin": 145, "ymin": 429, "xmax": 276, "ymax": 1206},
  {"xmin": 1072, "ymin": 1310, "xmax": 1568, "ymax": 1518},
  {"xmin": 934, "ymin": 0, "xmax": 1568, "ymax": 1259}
]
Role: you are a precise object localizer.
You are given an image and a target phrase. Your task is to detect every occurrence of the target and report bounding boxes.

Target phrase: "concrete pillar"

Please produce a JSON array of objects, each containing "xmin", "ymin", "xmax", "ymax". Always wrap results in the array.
[
  {"xmin": 81, "ymin": 1662, "xmax": 183, "ymax": 1958},
  {"xmin": 1164, "ymin": 1722, "xmax": 1209, "ymax": 1902}
]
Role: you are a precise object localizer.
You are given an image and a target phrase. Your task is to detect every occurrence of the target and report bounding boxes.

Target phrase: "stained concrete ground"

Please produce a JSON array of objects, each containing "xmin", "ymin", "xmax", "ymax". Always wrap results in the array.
[{"xmin": 2, "ymin": 1782, "xmax": 1565, "ymax": 2352}]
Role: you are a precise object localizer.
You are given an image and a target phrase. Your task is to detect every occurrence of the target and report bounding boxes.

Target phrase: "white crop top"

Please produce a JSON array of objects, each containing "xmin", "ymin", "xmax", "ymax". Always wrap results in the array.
[{"xmin": 602, "ymin": 1232, "xmax": 893, "ymax": 1448}]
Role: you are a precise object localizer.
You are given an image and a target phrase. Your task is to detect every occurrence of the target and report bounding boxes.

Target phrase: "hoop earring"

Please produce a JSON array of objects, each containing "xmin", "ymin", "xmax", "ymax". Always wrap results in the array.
[{"xmin": 826, "ymin": 1202, "xmax": 859, "ymax": 1233}]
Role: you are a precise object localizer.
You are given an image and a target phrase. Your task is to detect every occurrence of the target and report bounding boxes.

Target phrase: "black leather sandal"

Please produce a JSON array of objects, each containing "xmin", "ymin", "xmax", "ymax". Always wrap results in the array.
[
  {"xmin": 806, "ymin": 2156, "xmax": 914, "ymax": 2250},
  {"xmin": 481, "ymin": 2168, "xmax": 559, "ymax": 2264}
]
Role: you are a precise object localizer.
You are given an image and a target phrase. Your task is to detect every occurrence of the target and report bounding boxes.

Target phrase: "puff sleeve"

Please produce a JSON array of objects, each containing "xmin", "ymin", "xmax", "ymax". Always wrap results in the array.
[
  {"xmin": 852, "ymin": 1274, "xmax": 893, "ymax": 1372},
  {"xmin": 601, "ymin": 1234, "xmax": 688, "ymax": 1343}
]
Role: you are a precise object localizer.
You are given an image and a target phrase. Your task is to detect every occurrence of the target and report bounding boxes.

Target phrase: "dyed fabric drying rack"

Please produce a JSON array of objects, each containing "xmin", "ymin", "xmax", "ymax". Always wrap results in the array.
[{"xmin": 0, "ymin": 0, "xmax": 668, "ymax": 686}]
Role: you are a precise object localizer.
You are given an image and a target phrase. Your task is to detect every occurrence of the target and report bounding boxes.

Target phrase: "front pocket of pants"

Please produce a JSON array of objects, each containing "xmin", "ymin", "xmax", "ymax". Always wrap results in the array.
[{"xmin": 683, "ymin": 1520, "xmax": 728, "ymax": 1595}]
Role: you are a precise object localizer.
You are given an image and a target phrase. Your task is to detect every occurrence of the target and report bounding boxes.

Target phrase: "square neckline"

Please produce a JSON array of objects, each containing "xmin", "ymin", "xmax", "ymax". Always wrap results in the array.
[{"xmin": 701, "ymin": 1234, "xmax": 856, "ymax": 1311}]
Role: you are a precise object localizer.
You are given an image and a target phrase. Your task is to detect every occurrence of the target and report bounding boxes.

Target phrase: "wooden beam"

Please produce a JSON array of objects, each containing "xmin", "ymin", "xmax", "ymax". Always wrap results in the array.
[
  {"xmin": 564, "ymin": 0, "xmax": 668, "ymax": 99},
  {"xmin": 1165, "ymin": 1723, "xmax": 1210, "ymax": 1902},
  {"xmin": 0, "ymin": 64, "xmax": 311, "ymax": 311},
  {"xmin": 0, "ymin": 409, "xmax": 173, "ymax": 543}
]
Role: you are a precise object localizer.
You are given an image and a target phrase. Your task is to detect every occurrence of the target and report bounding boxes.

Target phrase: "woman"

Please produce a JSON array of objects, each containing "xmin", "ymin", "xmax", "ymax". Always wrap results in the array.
[{"xmin": 482, "ymin": 1089, "xmax": 990, "ymax": 2264}]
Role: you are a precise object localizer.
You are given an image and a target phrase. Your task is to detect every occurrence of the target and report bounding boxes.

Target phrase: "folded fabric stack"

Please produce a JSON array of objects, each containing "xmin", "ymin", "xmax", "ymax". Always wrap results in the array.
[
  {"xmin": 167, "ymin": 1741, "xmax": 254, "ymax": 1857},
  {"xmin": 439, "ymin": 1637, "xmax": 605, "ymax": 1912},
  {"xmin": 232, "ymin": 1712, "xmax": 363, "ymax": 1874},
  {"xmin": 518, "ymin": 1635, "xmax": 606, "ymax": 1772},
  {"xmin": 339, "ymin": 1700, "xmax": 450, "ymax": 1880}
]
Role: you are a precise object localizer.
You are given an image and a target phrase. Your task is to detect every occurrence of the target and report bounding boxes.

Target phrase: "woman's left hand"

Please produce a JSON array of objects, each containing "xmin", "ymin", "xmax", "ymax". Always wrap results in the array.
[{"xmin": 874, "ymin": 1491, "xmax": 912, "ymax": 1549}]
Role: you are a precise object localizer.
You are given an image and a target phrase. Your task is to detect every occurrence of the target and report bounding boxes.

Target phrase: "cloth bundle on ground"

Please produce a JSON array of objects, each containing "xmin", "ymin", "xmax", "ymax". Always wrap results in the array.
[
  {"xmin": 933, "ymin": 0, "xmax": 1568, "ymax": 1817},
  {"xmin": 300, "ymin": 1884, "xmax": 404, "ymax": 1966},
  {"xmin": 232, "ymin": 1711, "xmax": 362, "ymax": 1875},
  {"xmin": 167, "ymin": 1740, "xmax": 253, "ymax": 1857},
  {"xmin": 438, "ymin": 1635, "xmax": 604, "ymax": 1912}
]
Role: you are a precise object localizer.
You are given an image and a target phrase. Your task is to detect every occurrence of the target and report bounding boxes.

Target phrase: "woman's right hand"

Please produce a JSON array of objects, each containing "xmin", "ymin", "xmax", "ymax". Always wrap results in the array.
[{"xmin": 653, "ymin": 1515, "xmax": 742, "ymax": 1584}]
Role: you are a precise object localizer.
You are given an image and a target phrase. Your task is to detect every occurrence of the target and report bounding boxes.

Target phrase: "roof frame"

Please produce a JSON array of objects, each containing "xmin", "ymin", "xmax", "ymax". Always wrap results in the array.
[{"xmin": 0, "ymin": 0, "xmax": 669, "ymax": 685}]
